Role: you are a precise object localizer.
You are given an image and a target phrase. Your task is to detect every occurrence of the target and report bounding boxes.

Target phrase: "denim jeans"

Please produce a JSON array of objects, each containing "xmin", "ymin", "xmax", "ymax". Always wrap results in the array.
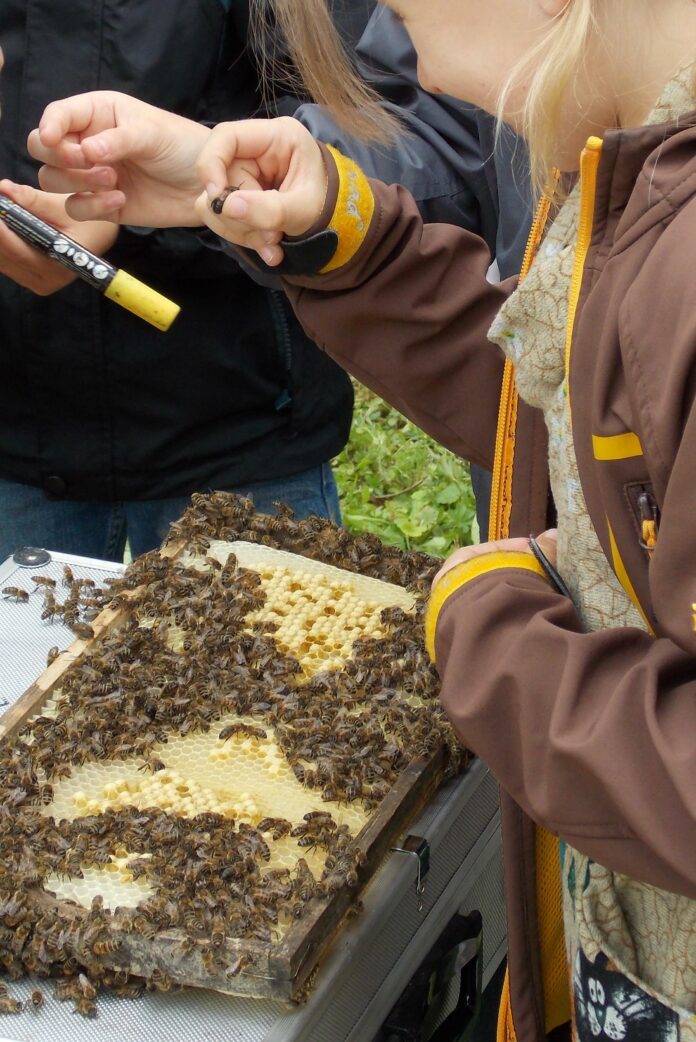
[{"xmin": 0, "ymin": 463, "xmax": 341, "ymax": 564}]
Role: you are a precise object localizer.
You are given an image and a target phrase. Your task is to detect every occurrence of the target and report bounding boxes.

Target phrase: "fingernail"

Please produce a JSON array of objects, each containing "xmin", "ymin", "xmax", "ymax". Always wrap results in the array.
[
  {"xmin": 260, "ymin": 246, "xmax": 275, "ymax": 264},
  {"xmin": 206, "ymin": 182, "xmax": 220, "ymax": 200},
  {"xmin": 226, "ymin": 197, "xmax": 248, "ymax": 219},
  {"xmin": 90, "ymin": 139, "xmax": 107, "ymax": 159},
  {"xmin": 261, "ymin": 231, "xmax": 277, "ymax": 244}
]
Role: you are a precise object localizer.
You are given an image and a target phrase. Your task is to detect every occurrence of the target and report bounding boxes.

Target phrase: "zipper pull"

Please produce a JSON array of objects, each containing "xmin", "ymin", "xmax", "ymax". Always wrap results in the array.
[{"xmin": 637, "ymin": 490, "xmax": 659, "ymax": 556}]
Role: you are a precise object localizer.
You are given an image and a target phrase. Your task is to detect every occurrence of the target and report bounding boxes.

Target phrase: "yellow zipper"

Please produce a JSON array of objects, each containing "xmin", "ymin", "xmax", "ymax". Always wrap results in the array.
[
  {"xmin": 564, "ymin": 136, "xmax": 603, "ymax": 398},
  {"xmin": 488, "ymin": 186, "xmax": 556, "ymax": 541}
]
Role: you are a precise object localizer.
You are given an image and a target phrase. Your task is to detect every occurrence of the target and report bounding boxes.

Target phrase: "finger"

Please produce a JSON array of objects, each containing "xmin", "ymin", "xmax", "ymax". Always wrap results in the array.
[
  {"xmin": 64, "ymin": 191, "xmax": 124, "ymax": 224},
  {"xmin": 0, "ymin": 180, "xmax": 46, "ymax": 211},
  {"xmin": 36, "ymin": 94, "xmax": 105, "ymax": 148},
  {"xmin": 212, "ymin": 189, "xmax": 293, "ymax": 234},
  {"xmin": 197, "ymin": 120, "xmax": 280, "ymax": 194},
  {"xmin": 28, "ymin": 127, "xmax": 94, "ymax": 172},
  {"xmin": 432, "ymin": 548, "xmax": 479, "ymax": 588},
  {"xmin": 37, "ymin": 164, "xmax": 118, "ymax": 195},
  {"xmin": 534, "ymin": 533, "xmax": 558, "ymax": 566},
  {"xmin": 194, "ymin": 192, "xmax": 286, "ymax": 264},
  {"xmin": 431, "ymin": 537, "xmax": 532, "ymax": 588},
  {"xmin": 0, "ymin": 181, "xmax": 73, "ymax": 235}
]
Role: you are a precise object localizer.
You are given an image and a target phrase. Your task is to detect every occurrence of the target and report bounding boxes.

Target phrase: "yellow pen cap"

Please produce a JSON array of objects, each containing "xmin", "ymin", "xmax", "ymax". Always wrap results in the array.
[{"xmin": 104, "ymin": 269, "xmax": 180, "ymax": 332}]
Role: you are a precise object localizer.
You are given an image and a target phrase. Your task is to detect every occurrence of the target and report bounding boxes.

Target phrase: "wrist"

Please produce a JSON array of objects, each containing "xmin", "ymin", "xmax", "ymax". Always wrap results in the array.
[{"xmin": 258, "ymin": 144, "xmax": 374, "ymax": 279}]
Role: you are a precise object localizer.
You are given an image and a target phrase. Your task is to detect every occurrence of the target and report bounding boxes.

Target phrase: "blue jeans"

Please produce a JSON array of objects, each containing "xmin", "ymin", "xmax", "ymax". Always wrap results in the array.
[{"xmin": 0, "ymin": 463, "xmax": 341, "ymax": 563}]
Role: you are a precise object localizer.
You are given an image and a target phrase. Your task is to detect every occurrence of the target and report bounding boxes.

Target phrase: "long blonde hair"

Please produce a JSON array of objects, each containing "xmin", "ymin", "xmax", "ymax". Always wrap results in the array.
[
  {"xmin": 249, "ymin": 0, "xmax": 399, "ymax": 142},
  {"xmin": 497, "ymin": 0, "xmax": 596, "ymax": 196}
]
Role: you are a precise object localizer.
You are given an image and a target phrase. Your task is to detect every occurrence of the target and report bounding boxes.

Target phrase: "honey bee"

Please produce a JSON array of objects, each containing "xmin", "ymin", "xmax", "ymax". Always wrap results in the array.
[
  {"xmin": 69, "ymin": 620, "xmax": 94, "ymax": 640},
  {"xmin": 137, "ymin": 758, "xmax": 166, "ymax": 773},
  {"xmin": 73, "ymin": 996, "xmax": 97, "ymax": 1018},
  {"xmin": 2, "ymin": 586, "xmax": 29, "ymax": 603},
  {"xmin": 30, "ymin": 988, "xmax": 44, "ymax": 1008},
  {"xmin": 77, "ymin": 973, "xmax": 97, "ymax": 1000},
  {"xmin": 218, "ymin": 722, "xmax": 267, "ymax": 742},
  {"xmin": 0, "ymin": 994, "xmax": 23, "ymax": 1013},
  {"xmin": 294, "ymin": 858, "xmax": 317, "ymax": 902},
  {"xmin": 149, "ymin": 969, "xmax": 171, "ymax": 992},
  {"xmin": 226, "ymin": 953, "xmax": 253, "ymax": 979},
  {"xmin": 257, "ymin": 817, "xmax": 292, "ymax": 840},
  {"xmin": 62, "ymin": 564, "xmax": 75, "ymax": 587},
  {"xmin": 33, "ymin": 782, "xmax": 53, "ymax": 806},
  {"xmin": 46, "ymin": 645, "xmax": 61, "ymax": 666},
  {"xmin": 31, "ymin": 575, "xmax": 57, "ymax": 589}
]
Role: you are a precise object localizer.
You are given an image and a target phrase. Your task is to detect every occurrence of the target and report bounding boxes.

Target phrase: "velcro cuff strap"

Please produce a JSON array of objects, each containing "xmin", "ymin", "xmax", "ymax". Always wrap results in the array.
[
  {"xmin": 424, "ymin": 551, "xmax": 549, "ymax": 662},
  {"xmin": 220, "ymin": 230, "xmax": 339, "ymax": 279}
]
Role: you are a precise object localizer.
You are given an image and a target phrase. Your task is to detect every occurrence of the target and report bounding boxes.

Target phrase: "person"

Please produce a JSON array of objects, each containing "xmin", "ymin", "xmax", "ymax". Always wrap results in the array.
[
  {"xmin": 27, "ymin": 1, "xmax": 696, "ymax": 1039},
  {"xmin": 0, "ymin": 1, "xmax": 357, "ymax": 562},
  {"xmin": 0, "ymin": 4, "xmax": 533, "ymax": 564}
]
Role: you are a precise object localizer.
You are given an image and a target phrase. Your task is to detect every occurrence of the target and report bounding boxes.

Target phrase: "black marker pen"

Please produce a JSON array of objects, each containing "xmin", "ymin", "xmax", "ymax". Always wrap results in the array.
[{"xmin": 0, "ymin": 194, "xmax": 180, "ymax": 331}]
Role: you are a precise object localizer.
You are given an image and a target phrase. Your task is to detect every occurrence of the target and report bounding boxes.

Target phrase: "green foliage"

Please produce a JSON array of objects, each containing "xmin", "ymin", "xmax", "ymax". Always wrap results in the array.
[{"xmin": 334, "ymin": 386, "xmax": 477, "ymax": 559}]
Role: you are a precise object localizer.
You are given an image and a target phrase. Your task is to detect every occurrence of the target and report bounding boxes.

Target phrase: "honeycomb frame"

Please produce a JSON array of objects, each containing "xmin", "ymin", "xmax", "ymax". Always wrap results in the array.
[{"xmin": 0, "ymin": 497, "xmax": 462, "ymax": 1003}]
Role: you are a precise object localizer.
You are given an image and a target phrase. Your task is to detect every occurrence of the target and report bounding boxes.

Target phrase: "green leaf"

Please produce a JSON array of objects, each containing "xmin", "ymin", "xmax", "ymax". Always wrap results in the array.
[{"xmin": 435, "ymin": 483, "xmax": 462, "ymax": 505}]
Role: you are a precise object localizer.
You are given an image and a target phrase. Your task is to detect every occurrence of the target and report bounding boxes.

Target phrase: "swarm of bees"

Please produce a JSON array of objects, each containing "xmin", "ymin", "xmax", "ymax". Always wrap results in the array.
[
  {"xmin": 2, "ymin": 564, "xmax": 107, "ymax": 639},
  {"xmin": 0, "ymin": 493, "xmax": 469, "ymax": 1016}
]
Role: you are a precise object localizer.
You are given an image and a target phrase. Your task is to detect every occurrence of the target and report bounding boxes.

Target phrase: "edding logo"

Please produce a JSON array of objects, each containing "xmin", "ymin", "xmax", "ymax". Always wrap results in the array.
[{"xmin": 345, "ymin": 169, "xmax": 365, "ymax": 232}]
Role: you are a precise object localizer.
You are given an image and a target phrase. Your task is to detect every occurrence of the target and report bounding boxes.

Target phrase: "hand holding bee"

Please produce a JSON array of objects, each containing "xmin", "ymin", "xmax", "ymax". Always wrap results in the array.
[{"xmin": 194, "ymin": 117, "xmax": 328, "ymax": 267}]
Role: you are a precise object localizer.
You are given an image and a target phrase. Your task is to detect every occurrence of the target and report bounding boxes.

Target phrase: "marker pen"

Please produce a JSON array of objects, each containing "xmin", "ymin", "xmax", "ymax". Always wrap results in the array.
[{"xmin": 0, "ymin": 195, "xmax": 180, "ymax": 331}]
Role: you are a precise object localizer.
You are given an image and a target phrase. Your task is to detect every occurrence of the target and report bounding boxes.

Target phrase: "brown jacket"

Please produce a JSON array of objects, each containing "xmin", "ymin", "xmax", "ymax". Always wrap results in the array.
[{"xmin": 280, "ymin": 113, "xmax": 696, "ymax": 1040}]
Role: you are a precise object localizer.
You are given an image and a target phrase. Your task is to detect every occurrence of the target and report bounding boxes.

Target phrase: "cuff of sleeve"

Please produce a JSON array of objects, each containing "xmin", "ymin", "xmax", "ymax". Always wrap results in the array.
[
  {"xmin": 424, "ymin": 551, "xmax": 550, "ymax": 662},
  {"xmin": 319, "ymin": 144, "xmax": 375, "ymax": 273}
]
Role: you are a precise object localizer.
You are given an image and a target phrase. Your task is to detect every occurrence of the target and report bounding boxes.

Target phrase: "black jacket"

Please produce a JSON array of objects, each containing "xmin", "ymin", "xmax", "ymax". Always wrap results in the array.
[
  {"xmin": 0, "ymin": 0, "xmax": 353, "ymax": 501},
  {"xmin": 0, "ymin": 1, "xmax": 531, "ymax": 505}
]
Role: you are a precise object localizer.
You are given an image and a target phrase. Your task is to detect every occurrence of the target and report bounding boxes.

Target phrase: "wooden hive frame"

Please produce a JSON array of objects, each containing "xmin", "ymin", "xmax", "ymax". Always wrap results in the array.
[{"xmin": 0, "ymin": 527, "xmax": 457, "ymax": 1002}]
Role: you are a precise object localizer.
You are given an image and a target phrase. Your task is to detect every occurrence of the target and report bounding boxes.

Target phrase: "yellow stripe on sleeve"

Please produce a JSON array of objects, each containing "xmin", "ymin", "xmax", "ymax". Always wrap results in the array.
[{"xmin": 425, "ymin": 551, "xmax": 548, "ymax": 661}]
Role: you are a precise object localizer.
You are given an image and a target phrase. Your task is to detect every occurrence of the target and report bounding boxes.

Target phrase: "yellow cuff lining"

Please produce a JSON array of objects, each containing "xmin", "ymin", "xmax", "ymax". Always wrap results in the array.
[
  {"xmin": 424, "ymin": 551, "xmax": 549, "ymax": 662},
  {"xmin": 321, "ymin": 145, "xmax": 375, "ymax": 274}
]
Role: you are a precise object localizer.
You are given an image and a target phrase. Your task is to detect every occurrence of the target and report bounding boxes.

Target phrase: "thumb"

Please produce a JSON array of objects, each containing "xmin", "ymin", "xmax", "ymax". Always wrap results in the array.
[
  {"xmin": 0, "ymin": 180, "xmax": 71, "ymax": 227},
  {"xmin": 535, "ymin": 528, "xmax": 558, "ymax": 566}
]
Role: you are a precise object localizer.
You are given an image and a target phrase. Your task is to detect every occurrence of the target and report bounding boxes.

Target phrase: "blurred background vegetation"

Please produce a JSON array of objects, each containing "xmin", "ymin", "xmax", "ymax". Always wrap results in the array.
[{"xmin": 334, "ymin": 384, "xmax": 477, "ymax": 559}]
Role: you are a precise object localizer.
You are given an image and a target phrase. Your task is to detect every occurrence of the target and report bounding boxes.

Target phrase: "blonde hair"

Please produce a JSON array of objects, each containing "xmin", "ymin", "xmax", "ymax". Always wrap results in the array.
[
  {"xmin": 249, "ymin": 0, "xmax": 399, "ymax": 143},
  {"xmin": 497, "ymin": 0, "xmax": 596, "ymax": 197}
]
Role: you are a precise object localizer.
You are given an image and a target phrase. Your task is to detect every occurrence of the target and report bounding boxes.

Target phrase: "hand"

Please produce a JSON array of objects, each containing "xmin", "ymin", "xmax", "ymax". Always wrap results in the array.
[
  {"xmin": 193, "ymin": 117, "xmax": 328, "ymax": 265},
  {"xmin": 0, "ymin": 180, "xmax": 118, "ymax": 295},
  {"xmin": 28, "ymin": 91, "xmax": 210, "ymax": 228},
  {"xmin": 432, "ymin": 528, "xmax": 558, "ymax": 589}
]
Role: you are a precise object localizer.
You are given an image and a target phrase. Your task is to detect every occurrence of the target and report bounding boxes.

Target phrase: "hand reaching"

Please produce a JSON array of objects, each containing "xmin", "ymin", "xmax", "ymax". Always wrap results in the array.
[{"xmin": 28, "ymin": 91, "xmax": 210, "ymax": 228}]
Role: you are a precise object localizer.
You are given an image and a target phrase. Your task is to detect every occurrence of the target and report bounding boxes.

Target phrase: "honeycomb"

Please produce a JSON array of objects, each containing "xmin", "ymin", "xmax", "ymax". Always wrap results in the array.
[
  {"xmin": 40, "ymin": 697, "xmax": 368, "ymax": 913},
  {"xmin": 187, "ymin": 540, "xmax": 415, "ymax": 676},
  {"xmin": 46, "ymin": 855, "xmax": 155, "ymax": 909}
]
